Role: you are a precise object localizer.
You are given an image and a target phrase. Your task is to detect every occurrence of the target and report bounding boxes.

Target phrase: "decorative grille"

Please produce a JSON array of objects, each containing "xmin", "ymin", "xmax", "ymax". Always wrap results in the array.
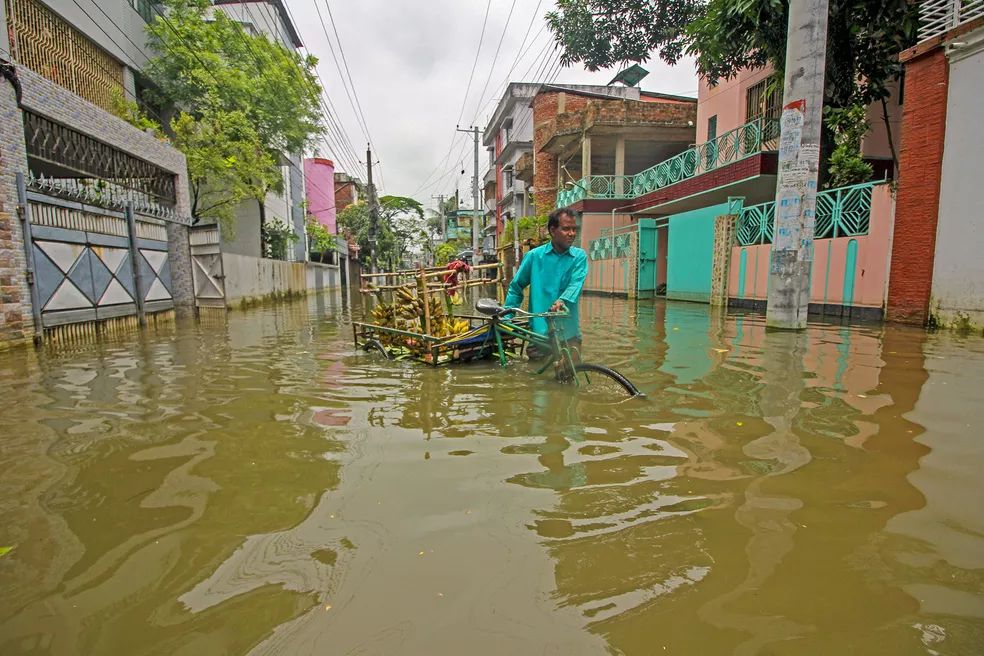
[
  {"xmin": 24, "ymin": 111, "xmax": 177, "ymax": 208},
  {"xmin": 5, "ymin": 0, "xmax": 125, "ymax": 112}
]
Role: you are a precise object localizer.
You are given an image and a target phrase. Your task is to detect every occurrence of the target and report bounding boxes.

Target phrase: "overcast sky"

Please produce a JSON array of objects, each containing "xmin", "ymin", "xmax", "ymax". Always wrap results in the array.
[{"xmin": 286, "ymin": 0, "xmax": 699, "ymax": 210}]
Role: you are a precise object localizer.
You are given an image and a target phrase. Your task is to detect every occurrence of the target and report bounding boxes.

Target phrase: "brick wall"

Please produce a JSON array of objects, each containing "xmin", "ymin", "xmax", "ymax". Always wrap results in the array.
[
  {"xmin": 0, "ymin": 71, "xmax": 32, "ymax": 347},
  {"xmin": 533, "ymin": 89, "xmax": 698, "ymax": 214},
  {"xmin": 533, "ymin": 92, "xmax": 560, "ymax": 214},
  {"xmin": 334, "ymin": 179, "xmax": 358, "ymax": 213},
  {"xmin": 887, "ymin": 48, "xmax": 949, "ymax": 325}
]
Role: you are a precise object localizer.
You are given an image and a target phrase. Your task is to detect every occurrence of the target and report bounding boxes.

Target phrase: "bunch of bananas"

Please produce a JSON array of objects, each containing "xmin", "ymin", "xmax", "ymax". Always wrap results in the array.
[
  {"xmin": 432, "ymin": 315, "xmax": 472, "ymax": 339},
  {"xmin": 369, "ymin": 285, "xmax": 471, "ymax": 342}
]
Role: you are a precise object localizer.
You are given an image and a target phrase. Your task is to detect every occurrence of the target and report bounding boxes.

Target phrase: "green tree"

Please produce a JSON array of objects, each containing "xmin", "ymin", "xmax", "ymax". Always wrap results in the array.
[
  {"xmin": 171, "ymin": 109, "xmax": 278, "ymax": 229},
  {"xmin": 306, "ymin": 216, "xmax": 338, "ymax": 263},
  {"xmin": 547, "ymin": 0, "xmax": 918, "ymax": 172},
  {"xmin": 338, "ymin": 196, "xmax": 426, "ymax": 270},
  {"xmin": 143, "ymin": 0, "xmax": 323, "ymax": 238},
  {"xmin": 434, "ymin": 242, "xmax": 460, "ymax": 266}
]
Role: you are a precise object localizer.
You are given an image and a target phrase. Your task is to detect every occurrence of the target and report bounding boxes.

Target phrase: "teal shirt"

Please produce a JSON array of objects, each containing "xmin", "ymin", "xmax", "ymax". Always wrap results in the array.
[{"xmin": 504, "ymin": 242, "xmax": 588, "ymax": 340}]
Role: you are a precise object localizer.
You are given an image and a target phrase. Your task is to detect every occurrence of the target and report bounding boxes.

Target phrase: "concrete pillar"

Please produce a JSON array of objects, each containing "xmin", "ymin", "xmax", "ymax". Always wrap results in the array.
[
  {"xmin": 581, "ymin": 136, "xmax": 592, "ymax": 181},
  {"xmin": 766, "ymin": 0, "xmax": 829, "ymax": 330},
  {"xmin": 122, "ymin": 67, "xmax": 138, "ymax": 104},
  {"xmin": 0, "ymin": 69, "xmax": 35, "ymax": 347},
  {"xmin": 615, "ymin": 137, "xmax": 626, "ymax": 196},
  {"xmin": 710, "ymin": 213, "xmax": 738, "ymax": 307},
  {"xmin": 0, "ymin": 1, "xmax": 10, "ymax": 57}
]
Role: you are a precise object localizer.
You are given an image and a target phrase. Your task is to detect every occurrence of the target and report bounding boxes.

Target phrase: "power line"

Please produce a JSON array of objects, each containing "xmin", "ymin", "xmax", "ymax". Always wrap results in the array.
[
  {"xmin": 412, "ymin": 0, "xmax": 495, "ymax": 197},
  {"xmin": 475, "ymin": 9, "xmax": 549, "ymax": 125},
  {"xmin": 268, "ymin": 2, "xmax": 366, "ymax": 176},
  {"xmin": 241, "ymin": 3, "xmax": 365, "ymax": 178},
  {"xmin": 455, "ymin": 0, "xmax": 493, "ymax": 128},
  {"xmin": 53, "ymin": 0, "xmax": 165, "ymax": 123},
  {"xmin": 315, "ymin": 0, "xmax": 384, "ymax": 190},
  {"xmin": 468, "ymin": 0, "xmax": 520, "ymax": 127}
]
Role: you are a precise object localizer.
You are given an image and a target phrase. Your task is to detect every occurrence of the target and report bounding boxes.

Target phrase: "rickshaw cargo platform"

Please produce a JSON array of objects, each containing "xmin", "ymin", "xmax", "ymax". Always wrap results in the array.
[{"xmin": 353, "ymin": 314, "xmax": 527, "ymax": 366}]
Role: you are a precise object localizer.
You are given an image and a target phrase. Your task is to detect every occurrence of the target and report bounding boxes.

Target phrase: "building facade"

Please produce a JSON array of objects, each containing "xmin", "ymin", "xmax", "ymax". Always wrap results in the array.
[
  {"xmin": 1, "ymin": 0, "xmax": 194, "ymax": 348},
  {"xmin": 482, "ymin": 83, "xmax": 537, "ymax": 243},
  {"xmin": 888, "ymin": 1, "xmax": 984, "ymax": 329},
  {"xmin": 548, "ymin": 64, "xmax": 904, "ymax": 318}
]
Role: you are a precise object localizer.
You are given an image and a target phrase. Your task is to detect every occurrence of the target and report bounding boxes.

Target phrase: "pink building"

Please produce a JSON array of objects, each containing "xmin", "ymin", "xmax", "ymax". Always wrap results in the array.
[{"xmin": 304, "ymin": 158, "xmax": 337, "ymax": 233}]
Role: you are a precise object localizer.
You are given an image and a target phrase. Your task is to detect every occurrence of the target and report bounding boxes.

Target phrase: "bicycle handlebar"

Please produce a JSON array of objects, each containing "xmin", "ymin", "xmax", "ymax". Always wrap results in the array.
[{"xmin": 502, "ymin": 306, "xmax": 569, "ymax": 319}]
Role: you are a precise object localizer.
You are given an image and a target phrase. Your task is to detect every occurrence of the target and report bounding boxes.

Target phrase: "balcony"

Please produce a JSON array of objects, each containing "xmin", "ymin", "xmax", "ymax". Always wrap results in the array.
[
  {"xmin": 556, "ymin": 117, "xmax": 780, "ymax": 207},
  {"xmin": 735, "ymin": 181, "xmax": 881, "ymax": 245},
  {"xmin": 919, "ymin": 0, "xmax": 984, "ymax": 42}
]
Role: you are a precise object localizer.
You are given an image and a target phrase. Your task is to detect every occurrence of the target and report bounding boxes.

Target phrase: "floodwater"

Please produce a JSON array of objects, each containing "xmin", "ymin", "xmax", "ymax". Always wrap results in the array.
[{"xmin": 1, "ymin": 293, "xmax": 983, "ymax": 655}]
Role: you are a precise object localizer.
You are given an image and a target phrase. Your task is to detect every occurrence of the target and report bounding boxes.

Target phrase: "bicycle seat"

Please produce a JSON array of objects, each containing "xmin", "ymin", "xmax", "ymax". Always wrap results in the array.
[{"xmin": 476, "ymin": 298, "xmax": 506, "ymax": 317}]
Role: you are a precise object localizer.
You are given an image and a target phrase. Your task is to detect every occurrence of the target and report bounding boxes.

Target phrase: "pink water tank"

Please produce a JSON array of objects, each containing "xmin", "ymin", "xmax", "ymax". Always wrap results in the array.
[{"xmin": 304, "ymin": 158, "xmax": 337, "ymax": 233}]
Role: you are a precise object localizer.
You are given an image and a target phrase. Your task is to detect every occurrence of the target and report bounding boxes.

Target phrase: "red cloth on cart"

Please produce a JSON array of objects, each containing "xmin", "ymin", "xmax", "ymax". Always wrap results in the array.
[{"xmin": 443, "ymin": 259, "xmax": 470, "ymax": 289}]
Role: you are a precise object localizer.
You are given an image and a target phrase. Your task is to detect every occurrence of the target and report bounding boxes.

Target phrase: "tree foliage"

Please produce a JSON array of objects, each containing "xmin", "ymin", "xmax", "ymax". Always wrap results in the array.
[
  {"xmin": 824, "ymin": 104, "xmax": 873, "ymax": 188},
  {"xmin": 143, "ymin": 0, "xmax": 323, "ymax": 226},
  {"xmin": 171, "ymin": 109, "xmax": 278, "ymax": 228},
  {"xmin": 338, "ymin": 196, "xmax": 426, "ymax": 270},
  {"xmin": 306, "ymin": 216, "xmax": 337, "ymax": 262},
  {"xmin": 546, "ymin": 0, "xmax": 703, "ymax": 70},
  {"xmin": 547, "ymin": 0, "xmax": 919, "ymax": 112}
]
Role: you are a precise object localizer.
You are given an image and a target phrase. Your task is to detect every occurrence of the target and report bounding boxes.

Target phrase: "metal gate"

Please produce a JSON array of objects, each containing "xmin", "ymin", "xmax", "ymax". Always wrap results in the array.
[
  {"xmin": 18, "ymin": 173, "xmax": 179, "ymax": 333},
  {"xmin": 189, "ymin": 224, "xmax": 226, "ymax": 308}
]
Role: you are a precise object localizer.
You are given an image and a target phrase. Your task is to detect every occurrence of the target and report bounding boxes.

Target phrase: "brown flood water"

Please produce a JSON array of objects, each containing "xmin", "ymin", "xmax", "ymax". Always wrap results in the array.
[{"xmin": 1, "ymin": 293, "xmax": 983, "ymax": 655}]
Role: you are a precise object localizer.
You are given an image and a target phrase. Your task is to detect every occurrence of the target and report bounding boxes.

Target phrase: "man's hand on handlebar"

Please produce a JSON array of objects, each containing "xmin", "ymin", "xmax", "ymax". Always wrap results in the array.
[{"xmin": 549, "ymin": 299, "xmax": 566, "ymax": 313}]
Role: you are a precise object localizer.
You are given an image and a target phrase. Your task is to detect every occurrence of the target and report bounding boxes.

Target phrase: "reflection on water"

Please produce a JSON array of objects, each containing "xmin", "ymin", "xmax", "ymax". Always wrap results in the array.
[{"xmin": 1, "ymin": 292, "xmax": 983, "ymax": 654}]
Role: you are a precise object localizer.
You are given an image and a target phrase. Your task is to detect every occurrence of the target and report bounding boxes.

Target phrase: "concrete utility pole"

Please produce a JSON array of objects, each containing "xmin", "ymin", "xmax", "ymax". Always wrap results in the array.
[
  {"xmin": 431, "ymin": 193, "xmax": 446, "ymax": 242},
  {"xmin": 457, "ymin": 126, "xmax": 481, "ymax": 255},
  {"xmin": 766, "ymin": 0, "xmax": 830, "ymax": 330},
  {"xmin": 366, "ymin": 144, "xmax": 380, "ymax": 273}
]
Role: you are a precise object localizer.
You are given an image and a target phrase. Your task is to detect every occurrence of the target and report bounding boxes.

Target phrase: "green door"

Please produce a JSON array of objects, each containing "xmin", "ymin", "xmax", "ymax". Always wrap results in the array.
[{"xmin": 637, "ymin": 218, "xmax": 658, "ymax": 298}]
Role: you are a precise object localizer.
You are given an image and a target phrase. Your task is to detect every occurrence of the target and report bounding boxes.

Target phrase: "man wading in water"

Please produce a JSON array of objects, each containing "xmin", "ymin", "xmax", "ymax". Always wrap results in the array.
[{"xmin": 504, "ymin": 207, "xmax": 588, "ymax": 360}]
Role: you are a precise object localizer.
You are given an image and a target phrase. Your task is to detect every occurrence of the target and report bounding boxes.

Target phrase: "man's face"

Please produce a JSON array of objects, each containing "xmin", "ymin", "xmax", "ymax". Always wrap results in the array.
[{"xmin": 550, "ymin": 214, "xmax": 578, "ymax": 251}]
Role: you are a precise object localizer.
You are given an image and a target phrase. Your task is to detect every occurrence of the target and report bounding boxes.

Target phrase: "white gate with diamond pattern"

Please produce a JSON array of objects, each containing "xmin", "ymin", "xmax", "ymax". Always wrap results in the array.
[
  {"xmin": 189, "ymin": 224, "xmax": 226, "ymax": 308},
  {"xmin": 26, "ymin": 193, "xmax": 174, "ymax": 327}
]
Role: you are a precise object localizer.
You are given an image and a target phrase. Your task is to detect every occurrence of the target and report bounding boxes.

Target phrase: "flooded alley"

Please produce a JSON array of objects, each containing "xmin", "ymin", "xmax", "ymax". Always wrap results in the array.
[{"xmin": 1, "ymin": 294, "xmax": 983, "ymax": 655}]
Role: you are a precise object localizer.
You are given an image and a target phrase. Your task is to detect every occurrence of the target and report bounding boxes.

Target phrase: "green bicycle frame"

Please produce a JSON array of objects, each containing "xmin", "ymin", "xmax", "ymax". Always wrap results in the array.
[{"xmin": 484, "ymin": 312, "xmax": 581, "ymax": 386}]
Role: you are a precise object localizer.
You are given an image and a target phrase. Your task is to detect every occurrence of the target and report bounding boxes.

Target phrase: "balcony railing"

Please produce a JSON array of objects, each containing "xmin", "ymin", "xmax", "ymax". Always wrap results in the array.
[
  {"xmin": 735, "ymin": 181, "xmax": 880, "ymax": 246},
  {"xmin": 919, "ymin": 0, "xmax": 984, "ymax": 41},
  {"xmin": 556, "ymin": 117, "xmax": 780, "ymax": 208}
]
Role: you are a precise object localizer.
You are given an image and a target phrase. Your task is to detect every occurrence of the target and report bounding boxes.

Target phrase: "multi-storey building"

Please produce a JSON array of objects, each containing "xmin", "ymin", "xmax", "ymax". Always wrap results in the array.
[
  {"xmin": 1, "ymin": 0, "xmax": 194, "ymax": 348},
  {"xmin": 482, "ymin": 83, "xmax": 538, "ymax": 243}
]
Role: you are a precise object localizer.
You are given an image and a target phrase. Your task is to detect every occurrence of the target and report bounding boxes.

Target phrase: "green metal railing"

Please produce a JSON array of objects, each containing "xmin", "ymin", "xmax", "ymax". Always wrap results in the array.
[
  {"xmin": 555, "ymin": 117, "xmax": 781, "ymax": 207},
  {"xmin": 735, "ymin": 181, "xmax": 880, "ymax": 246}
]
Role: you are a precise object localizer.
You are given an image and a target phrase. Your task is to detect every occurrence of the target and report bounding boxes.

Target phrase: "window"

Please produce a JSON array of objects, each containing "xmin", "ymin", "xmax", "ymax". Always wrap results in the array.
[
  {"xmin": 745, "ymin": 78, "xmax": 782, "ymax": 123},
  {"xmin": 130, "ymin": 0, "xmax": 157, "ymax": 24},
  {"xmin": 504, "ymin": 167, "xmax": 514, "ymax": 190},
  {"xmin": 707, "ymin": 115, "xmax": 718, "ymax": 142}
]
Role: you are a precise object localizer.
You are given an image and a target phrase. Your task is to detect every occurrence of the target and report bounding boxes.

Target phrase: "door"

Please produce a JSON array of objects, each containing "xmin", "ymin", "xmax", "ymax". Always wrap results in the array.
[{"xmin": 637, "ymin": 218, "xmax": 658, "ymax": 298}]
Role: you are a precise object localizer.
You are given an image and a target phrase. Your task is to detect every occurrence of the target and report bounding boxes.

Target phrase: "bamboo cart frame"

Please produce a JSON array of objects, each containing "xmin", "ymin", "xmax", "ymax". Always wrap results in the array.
[{"xmin": 354, "ymin": 262, "xmax": 521, "ymax": 366}]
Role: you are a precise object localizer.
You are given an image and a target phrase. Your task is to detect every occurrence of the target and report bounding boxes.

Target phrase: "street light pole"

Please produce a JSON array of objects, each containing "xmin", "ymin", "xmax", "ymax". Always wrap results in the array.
[{"xmin": 766, "ymin": 0, "xmax": 830, "ymax": 330}]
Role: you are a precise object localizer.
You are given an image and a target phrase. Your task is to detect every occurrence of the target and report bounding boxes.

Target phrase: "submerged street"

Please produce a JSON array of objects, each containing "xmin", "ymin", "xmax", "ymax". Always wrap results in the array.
[{"xmin": 1, "ymin": 294, "xmax": 982, "ymax": 654}]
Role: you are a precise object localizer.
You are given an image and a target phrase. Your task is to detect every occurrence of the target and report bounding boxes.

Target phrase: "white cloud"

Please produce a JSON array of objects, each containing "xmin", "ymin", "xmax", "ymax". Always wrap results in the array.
[{"xmin": 290, "ymin": 0, "xmax": 698, "ymax": 207}]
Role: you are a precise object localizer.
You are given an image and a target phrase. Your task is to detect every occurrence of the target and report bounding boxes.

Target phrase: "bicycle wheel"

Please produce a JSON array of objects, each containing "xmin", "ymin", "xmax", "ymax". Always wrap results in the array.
[
  {"xmin": 572, "ymin": 363, "xmax": 641, "ymax": 397},
  {"xmin": 363, "ymin": 339, "xmax": 391, "ymax": 359}
]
